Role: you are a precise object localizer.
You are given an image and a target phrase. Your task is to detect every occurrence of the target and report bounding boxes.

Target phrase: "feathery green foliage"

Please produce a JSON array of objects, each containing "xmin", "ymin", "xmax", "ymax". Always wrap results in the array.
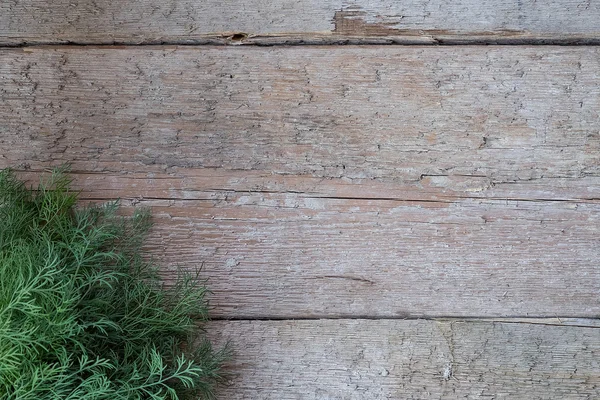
[{"xmin": 0, "ymin": 167, "xmax": 227, "ymax": 400}]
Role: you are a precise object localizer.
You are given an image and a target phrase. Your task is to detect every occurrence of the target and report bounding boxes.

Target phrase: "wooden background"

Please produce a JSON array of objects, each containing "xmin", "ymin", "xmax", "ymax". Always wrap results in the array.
[{"xmin": 1, "ymin": 1, "xmax": 599, "ymax": 398}]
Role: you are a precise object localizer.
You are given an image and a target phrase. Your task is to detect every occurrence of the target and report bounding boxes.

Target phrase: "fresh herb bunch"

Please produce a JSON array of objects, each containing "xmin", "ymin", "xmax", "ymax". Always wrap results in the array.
[{"xmin": 0, "ymin": 167, "xmax": 226, "ymax": 400}]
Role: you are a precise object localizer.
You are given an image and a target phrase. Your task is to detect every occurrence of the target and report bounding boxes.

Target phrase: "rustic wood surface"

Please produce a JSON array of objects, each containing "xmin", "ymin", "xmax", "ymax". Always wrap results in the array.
[
  {"xmin": 84, "ymin": 195, "xmax": 600, "ymax": 318},
  {"xmin": 206, "ymin": 319, "xmax": 600, "ymax": 399},
  {"xmin": 2, "ymin": 1, "xmax": 600, "ymax": 45},
  {"xmin": 1, "ymin": 26, "xmax": 599, "ymax": 395},
  {"xmin": 1, "ymin": 46, "xmax": 598, "ymax": 319},
  {"xmin": 2, "ymin": 46, "xmax": 599, "ymax": 190}
]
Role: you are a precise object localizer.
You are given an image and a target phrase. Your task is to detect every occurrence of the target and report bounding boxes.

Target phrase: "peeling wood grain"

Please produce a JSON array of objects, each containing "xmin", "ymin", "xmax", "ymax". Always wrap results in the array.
[
  {"xmin": 2, "ymin": 1, "xmax": 600, "ymax": 45},
  {"xmin": 1, "ymin": 46, "xmax": 599, "ymax": 201},
  {"xmin": 207, "ymin": 319, "xmax": 600, "ymax": 399},
  {"xmin": 331, "ymin": 1, "xmax": 600, "ymax": 44}
]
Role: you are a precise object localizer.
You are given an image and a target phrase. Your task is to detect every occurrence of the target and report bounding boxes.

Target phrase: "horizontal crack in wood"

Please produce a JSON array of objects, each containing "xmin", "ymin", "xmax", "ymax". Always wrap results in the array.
[{"xmin": 313, "ymin": 275, "xmax": 376, "ymax": 285}]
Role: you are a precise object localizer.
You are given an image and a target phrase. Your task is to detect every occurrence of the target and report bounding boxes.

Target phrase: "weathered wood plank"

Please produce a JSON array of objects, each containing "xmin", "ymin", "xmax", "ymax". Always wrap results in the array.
[
  {"xmin": 5, "ymin": 170, "xmax": 600, "ymax": 318},
  {"xmin": 207, "ymin": 319, "xmax": 600, "ymax": 399},
  {"xmin": 1, "ymin": 1, "xmax": 600, "ymax": 45},
  {"xmin": 1, "ymin": 46, "xmax": 599, "ymax": 200},
  {"xmin": 86, "ymin": 195, "xmax": 600, "ymax": 318}
]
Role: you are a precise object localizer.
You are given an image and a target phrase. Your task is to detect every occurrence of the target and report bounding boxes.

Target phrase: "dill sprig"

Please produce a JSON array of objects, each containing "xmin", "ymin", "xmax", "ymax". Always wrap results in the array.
[{"xmin": 0, "ymin": 167, "xmax": 227, "ymax": 400}]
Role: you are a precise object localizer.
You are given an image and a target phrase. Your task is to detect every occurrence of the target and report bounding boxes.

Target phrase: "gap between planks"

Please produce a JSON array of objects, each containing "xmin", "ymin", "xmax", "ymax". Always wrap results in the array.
[
  {"xmin": 208, "ymin": 316, "xmax": 600, "ymax": 329},
  {"xmin": 3, "ymin": 36, "xmax": 600, "ymax": 48}
]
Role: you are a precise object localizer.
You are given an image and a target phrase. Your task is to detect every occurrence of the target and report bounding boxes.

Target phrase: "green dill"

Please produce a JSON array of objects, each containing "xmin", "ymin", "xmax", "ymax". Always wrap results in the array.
[{"xmin": 0, "ymin": 167, "xmax": 227, "ymax": 399}]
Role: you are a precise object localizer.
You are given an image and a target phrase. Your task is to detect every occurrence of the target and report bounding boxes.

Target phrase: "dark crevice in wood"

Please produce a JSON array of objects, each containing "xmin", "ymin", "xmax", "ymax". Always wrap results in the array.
[
  {"xmin": 2, "ymin": 37, "xmax": 600, "ymax": 48},
  {"xmin": 209, "ymin": 315, "xmax": 600, "ymax": 328},
  {"xmin": 80, "ymin": 194, "xmax": 600, "ymax": 205}
]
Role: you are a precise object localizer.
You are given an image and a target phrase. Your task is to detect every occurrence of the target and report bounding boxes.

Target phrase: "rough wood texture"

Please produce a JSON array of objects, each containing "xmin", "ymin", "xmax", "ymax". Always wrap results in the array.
[
  {"xmin": 2, "ymin": 25, "xmax": 598, "ymax": 397},
  {"xmin": 144, "ymin": 196, "xmax": 599, "ymax": 318},
  {"xmin": 1, "ymin": 47, "xmax": 599, "ymax": 193},
  {"xmin": 207, "ymin": 319, "xmax": 600, "ymax": 399},
  {"xmin": 5, "ymin": 178, "xmax": 600, "ymax": 318},
  {"xmin": 1, "ymin": 1, "xmax": 600, "ymax": 45},
  {"xmin": 1, "ymin": 46, "xmax": 599, "ymax": 318}
]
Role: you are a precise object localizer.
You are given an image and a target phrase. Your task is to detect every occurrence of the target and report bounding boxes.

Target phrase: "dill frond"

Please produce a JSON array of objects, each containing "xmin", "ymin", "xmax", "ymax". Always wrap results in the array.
[{"xmin": 0, "ymin": 167, "xmax": 227, "ymax": 400}]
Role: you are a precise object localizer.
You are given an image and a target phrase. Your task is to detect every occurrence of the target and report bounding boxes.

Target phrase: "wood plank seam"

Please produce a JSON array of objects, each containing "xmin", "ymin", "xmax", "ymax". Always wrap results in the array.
[
  {"xmin": 208, "ymin": 316, "xmax": 600, "ymax": 328},
  {"xmin": 3, "ymin": 37, "xmax": 600, "ymax": 47}
]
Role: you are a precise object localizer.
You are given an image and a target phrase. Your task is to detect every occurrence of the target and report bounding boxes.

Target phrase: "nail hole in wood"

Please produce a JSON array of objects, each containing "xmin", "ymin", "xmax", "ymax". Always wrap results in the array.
[{"xmin": 231, "ymin": 33, "xmax": 248, "ymax": 41}]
